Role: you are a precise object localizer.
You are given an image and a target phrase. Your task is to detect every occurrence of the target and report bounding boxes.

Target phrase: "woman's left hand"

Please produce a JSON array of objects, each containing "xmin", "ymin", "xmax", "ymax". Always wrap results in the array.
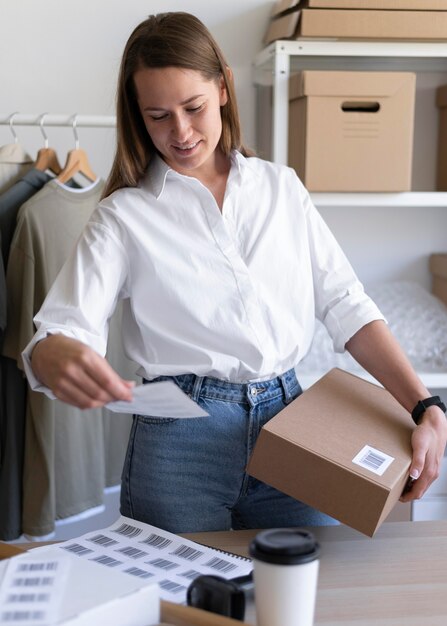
[{"xmin": 400, "ymin": 405, "xmax": 447, "ymax": 502}]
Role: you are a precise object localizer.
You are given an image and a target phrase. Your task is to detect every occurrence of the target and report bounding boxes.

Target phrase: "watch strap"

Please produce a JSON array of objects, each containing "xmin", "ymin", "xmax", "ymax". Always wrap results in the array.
[{"xmin": 411, "ymin": 396, "xmax": 447, "ymax": 425}]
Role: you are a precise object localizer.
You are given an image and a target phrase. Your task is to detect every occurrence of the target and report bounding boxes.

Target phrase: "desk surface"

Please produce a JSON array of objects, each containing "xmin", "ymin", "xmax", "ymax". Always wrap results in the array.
[{"xmin": 184, "ymin": 520, "xmax": 447, "ymax": 626}]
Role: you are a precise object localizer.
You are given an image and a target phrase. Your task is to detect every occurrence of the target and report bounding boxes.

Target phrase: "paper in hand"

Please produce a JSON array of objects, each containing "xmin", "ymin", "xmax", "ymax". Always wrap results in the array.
[{"xmin": 106, "ymin": 380, "xmax": 208, "ymax": 418}]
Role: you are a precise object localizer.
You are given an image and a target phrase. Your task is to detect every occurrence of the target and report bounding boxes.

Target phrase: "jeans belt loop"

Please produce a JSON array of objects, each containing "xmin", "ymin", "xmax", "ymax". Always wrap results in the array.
[
  {"xmin": 191, "ymin": 375, "xmax": 204, "ymax": 402},
  {"xmin": 279, "ymin": 368, "xmax": 296, "ymax": 405}
]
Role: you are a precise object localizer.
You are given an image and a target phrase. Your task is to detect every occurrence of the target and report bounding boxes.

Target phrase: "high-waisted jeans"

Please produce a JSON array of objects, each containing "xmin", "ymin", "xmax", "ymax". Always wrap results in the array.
[{"xmin": 120, "ymin": 367, "xmax": 338, "ymax": 533}]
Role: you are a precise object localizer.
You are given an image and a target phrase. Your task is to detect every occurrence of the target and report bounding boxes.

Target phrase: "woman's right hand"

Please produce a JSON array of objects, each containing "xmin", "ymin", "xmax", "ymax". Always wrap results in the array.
[{"xmin": 31, "ymin": 334, "xmax": 134, "ymax": 409}]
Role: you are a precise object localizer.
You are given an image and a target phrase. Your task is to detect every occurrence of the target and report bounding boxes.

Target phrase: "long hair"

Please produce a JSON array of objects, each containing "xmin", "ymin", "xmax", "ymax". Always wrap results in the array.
[{"xmin": 102, "ymin": 12, "xmax": 252, "ymax": 199}]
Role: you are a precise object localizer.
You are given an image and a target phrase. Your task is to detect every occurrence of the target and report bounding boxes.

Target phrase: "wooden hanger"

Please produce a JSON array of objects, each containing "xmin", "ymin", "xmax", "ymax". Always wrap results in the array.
[
  {"xmin": 56, "ymin": 114, "xmax": 97, "ymax": 185},
  {"xmin": 34, "ymin": 147, "xmax": 62, "ymax": 175},
  {"xmin": 34, "ymin": 113, "xmax": 62, "ymax": 175},
  {"xmin": 57, "ymin": 148, "xmax": 96, "ymax": 184}
]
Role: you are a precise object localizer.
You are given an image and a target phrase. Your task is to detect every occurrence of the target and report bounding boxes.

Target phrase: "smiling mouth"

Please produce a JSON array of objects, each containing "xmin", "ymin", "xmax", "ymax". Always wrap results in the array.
[{"xmin": 173, "ymin": 141, "xmax": 200, "ymax": 153}]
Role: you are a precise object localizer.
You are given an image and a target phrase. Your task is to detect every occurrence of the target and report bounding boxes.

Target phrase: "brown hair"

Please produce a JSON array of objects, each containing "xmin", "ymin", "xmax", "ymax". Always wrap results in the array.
[{"xmin": 102, "ymin": 12, "xmax": 252, "ymax": 199}]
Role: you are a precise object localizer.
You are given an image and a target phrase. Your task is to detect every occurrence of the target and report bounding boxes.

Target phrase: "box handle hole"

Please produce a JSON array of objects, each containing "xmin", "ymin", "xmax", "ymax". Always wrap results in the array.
[{"xmin": 341, "ymin": 101, "xmax": 380, "ymax": 113}]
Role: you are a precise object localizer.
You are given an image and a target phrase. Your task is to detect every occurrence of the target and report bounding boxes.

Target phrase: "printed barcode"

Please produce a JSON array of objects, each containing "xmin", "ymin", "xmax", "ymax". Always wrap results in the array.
[
  {"xmin": 148, "ymin": 557, "xmax": 179, "ymax": 571},
  {"xmin": 7, "ymin": 593, "xmax": 50, "ymax": 603},
  {"xmin": 204, "ymin": 556, "xmax": 237, "ymax": 573},
  {"xmin": 87, "ymin": 534, "xmax": 118, "ymax": 547},
  {"xmin": 116, "ymin": 546, "xmax": 148, "ymax": 559},
  {"xmin": 124, "ymin": 567, "xmax": 153, "ymax": 579},
  {"xmin": 91, "ymin": 555, "xmax": 123, "ymax": 567},
  {"xmin": 140, "ymin": 533, "xmax": 173, "ymax": 549},
  {"xmin": 158, "ymin": 579, "xmax": 186, "ymax": 594},
  {"xmin": 352, "ymin": 444, "xmax": 394, "ymax": 476},
  {"xmin": 361, "ymin": 450, "xmax": 387, "ymax": 470},
  {"xmin": 179, "ymin": 569, "xmax": 202, "ymax": 580},
  {"xmin": 170, "ymin": 544, "xmax": 204, "ymax": 561},
  {"xmin": 1, "ymin": 610, "xmax": 46, "ymax": 621},
  {"xmin": 17, "ymin": 562, "xmax": 57, "ymax": 572},
  {"xmin": 112, "ymin": 523, "xmax": 143, "ymax": 538},
  {"xmin": 12, "ymin": 577, "xmax": 54, "ymax": 587},
  {"xmin": 62, "ymin": 543, "xmax": 94, "ymax": 556}
]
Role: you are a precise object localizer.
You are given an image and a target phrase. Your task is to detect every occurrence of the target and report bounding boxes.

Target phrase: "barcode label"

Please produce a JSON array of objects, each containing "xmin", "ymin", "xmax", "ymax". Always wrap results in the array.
[
  {"xmin": 16, "ymin": 563, "xmax": 57, "ymax": 573},
  {"xmin": 112, "ymin": 523, "xmax": 143, "ymax": 538},
  {"xmin": 179, "ymin": 569, "xmax": 202, "ymax": 580},
  {"xmin": 115, "ymin": 546, "xmax": 148, "ymax": 559},
  {"xmin": 124, "ymin": 567, "xmax": 154, "ymax": 579},
  {"xmin": 1, "ymin": 610, "xmax": 46, "ymax": 621},
  {"xmin": 204, "ymin": 556, "xmax": 237, "ymax": 573},
  {"xmin": 61, "ymin": 543, "xmax": 94, "ymax": 556},
  {"xmin": 158, "ymin": 579, "xmax": 187, "ymax": 594},
  {"xmin": 87, "ymin": 534, "xmax": 118, "ymax": 547},
  {"xmin": 12, "ymin": 577, "xmax": 54, "ymax": 588},
  {"xmin": 352, "ymin": 445, "xmax": 395, "ymax": 476},
  {"xmin": 6, "ymin": 593, "xmax": 50, "ymax": 604},
  {"xmin": 148, "ymin": 558, "xmax": 179, "ymax": 571},
  {"xmin": 90, "ymin": 555, "xmax": 123, "ymax": 567},
  {"xmin": 170, "ymin": 544, "xmax": 204, "ymax": 561},
  {"xmin": 140, "ymin": 533, "xmax": 173, "ymax": 549}
]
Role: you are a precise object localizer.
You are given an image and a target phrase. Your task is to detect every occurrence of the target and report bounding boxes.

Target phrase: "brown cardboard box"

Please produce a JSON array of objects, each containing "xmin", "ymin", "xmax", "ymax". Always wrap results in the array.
[
  {"xmin": 264, "ymin": 7, "xmax": 447, "ymax": 43},
  {"xmin": 292, "ymin": 0, "xmax": 447, "ymax": 10},
  {"xmin": 271, "ymin": 0, "xmax": 447, "ymax": 16},
  {"xmin": 436, "ymin": 85, "xmax": 447, "ymax": 191},
  {"xmin": 247, "ymin": 368, "xmax": 414, "ymax": 537},
  {"xmin": 430, "ymin": 253, "xmax": 447, "ymax": 306},
  {"xmin": 288, "ymin": 70, "xmax": 415, "ymax": 191}
]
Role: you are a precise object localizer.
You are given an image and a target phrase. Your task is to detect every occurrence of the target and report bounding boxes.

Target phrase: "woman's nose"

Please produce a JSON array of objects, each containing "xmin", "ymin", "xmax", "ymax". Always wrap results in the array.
[{"xmin": 172, "ymin": 114, "xmax": 192, "ymax": 142}]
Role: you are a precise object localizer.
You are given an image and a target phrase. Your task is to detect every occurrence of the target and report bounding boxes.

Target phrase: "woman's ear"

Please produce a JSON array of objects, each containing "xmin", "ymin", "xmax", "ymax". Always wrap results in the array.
[{"xmin": 219, "ymin": 66, "xmax": 233, "ymax": 106}]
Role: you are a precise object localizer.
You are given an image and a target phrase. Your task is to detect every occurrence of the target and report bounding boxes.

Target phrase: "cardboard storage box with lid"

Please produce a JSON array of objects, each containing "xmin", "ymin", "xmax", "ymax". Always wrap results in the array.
[
  {"xmin": 288, "ymin": 70, "xmax": 416, "ymax": 191},
  {"xmin": 247, "ymin": 368, "xmax": 415, "ymax": 537}
]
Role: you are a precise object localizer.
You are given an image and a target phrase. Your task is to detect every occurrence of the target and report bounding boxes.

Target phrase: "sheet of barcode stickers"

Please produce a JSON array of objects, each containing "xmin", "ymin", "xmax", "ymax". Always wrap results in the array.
[
  {"xmin": 0, "ymin": 553, "xmax": 70, "ymax": 625},
  {"xmin": 57, "ymin": 515, "xmax": 252, "ymax": 604}
]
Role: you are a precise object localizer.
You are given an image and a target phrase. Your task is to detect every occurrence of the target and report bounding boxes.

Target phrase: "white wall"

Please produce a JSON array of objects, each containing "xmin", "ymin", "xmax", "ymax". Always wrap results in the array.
[
  {"xmin": 1, "ymin": 0, "xmax": 446, "ymax": 287},
  {"xmin": 0, "ymin": 0, "xmax": 274, "ymax": 178}
]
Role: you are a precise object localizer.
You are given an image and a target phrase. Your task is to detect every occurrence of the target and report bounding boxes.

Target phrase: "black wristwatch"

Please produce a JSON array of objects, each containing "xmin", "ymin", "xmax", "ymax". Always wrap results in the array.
[{"xmin": 411, "ymin": 396, "xmax": 447, "ymax": 425}]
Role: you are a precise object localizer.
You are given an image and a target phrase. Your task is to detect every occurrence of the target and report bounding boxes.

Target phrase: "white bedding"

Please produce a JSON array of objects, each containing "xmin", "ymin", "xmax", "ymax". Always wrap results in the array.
[{"xmin": 298, "ymin": 281, "xmax": 447, "ymax": 376}]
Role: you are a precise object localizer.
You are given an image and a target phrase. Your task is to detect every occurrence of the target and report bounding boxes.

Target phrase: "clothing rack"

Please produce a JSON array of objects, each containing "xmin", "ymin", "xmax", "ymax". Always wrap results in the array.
[{"xmin": 0, "ymin": 114, "xmax": 116, "ymax": 129}]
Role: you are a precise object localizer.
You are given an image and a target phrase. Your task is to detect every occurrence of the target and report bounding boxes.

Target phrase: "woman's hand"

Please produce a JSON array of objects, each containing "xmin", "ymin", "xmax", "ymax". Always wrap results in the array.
[
  {"xmin": 31, "ymin": 334, "xmax": 134, "ymax": 409},
  {"xmin": 400, "ymin": 405, "xmax": 447, "ymax": 502}
]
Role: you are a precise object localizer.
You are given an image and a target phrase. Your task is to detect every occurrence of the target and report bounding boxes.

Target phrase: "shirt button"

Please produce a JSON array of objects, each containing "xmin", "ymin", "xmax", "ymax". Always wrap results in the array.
[{"xmin": 251, "ymin": 388, "xmax": 257, "ymax": 396}]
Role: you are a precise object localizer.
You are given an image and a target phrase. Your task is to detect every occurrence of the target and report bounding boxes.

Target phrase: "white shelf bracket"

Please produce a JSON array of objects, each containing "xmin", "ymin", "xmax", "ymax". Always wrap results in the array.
[{"xmin": 272, "ymin": 46, "xmax": 290, "ymax": 165}]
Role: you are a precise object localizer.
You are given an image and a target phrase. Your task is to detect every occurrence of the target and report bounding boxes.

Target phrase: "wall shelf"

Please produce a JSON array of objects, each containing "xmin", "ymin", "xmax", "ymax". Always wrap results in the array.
[{"xmin": 311, "ymin": 192, "xmax": 447, "ymax": 209}]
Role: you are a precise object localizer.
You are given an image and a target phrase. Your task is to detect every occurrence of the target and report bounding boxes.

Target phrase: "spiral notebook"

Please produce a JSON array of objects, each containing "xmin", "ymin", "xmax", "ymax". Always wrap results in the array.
[{"xmin": 50, "ymin": 515, "xmax": 252, "ymax": 605}]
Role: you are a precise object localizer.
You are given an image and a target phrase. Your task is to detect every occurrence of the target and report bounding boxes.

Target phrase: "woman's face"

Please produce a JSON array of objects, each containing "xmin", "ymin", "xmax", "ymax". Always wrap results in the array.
[{"xmin": 134, "ymin": 66, "xmax": 228, "ymax": 178}]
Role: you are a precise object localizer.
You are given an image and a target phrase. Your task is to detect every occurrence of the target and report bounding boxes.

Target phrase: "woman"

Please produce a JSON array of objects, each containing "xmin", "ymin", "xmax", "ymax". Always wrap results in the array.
[{"xmin": 24, "ymin": 12, "xmax": 446, "ymax": 533}]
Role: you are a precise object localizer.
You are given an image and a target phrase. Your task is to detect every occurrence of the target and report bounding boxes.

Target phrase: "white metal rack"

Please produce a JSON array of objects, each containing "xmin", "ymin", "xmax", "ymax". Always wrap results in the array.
[{"xmin": 0, "ymin": 114, "xmax": 116, "ymax": 129}]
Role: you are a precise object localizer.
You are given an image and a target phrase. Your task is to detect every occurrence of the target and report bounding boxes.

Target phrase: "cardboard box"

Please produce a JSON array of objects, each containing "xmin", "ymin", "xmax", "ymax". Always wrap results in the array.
[
  {"xmin": 430, "ymin": 253, "xmax": 447, "ymax": 306},
  {"xmin": 288, "ymin": 70, "xmax": 415, "ymax": 191},
  {"xmin": 247, "ymin": 368, "xmax": 414, "ymax": 537},
  {"xmin": 437, "ymin": 84, "xmax": 447, "ymax": 191},
  {"xmin": 0, "ymin": 543, "xmax": 160, "ymax": 625},
  {"xmin": 265, "ymin": 7, "xmax": 447, "ymax": 43},
  {"xmin": 309, "ymin": 0, "xmax": 447, "ymax": 8}
]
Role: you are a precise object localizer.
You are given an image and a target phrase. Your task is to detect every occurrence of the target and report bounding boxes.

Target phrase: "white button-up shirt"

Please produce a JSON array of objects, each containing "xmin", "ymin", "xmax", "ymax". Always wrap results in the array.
[{"xmin": 23, "ymin": 151, "xmax": 383, "ymax": 389}]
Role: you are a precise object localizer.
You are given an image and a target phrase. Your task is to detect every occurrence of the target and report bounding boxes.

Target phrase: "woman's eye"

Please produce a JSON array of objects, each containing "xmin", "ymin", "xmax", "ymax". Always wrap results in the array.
[
  {"xmin": 187, "ymin": 104, "xmax": 204, "ymax": 113},
  {"xmin": 150, "ymin": 114, "xmax": 168, "ymax": 121}
]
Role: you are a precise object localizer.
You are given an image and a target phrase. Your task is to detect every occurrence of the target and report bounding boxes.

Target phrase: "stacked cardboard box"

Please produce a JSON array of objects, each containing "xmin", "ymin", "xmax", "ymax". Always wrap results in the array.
[
  {"xmin": 265, "ymin": 0, "xmax": 447, "ymax": 44},
  {"xmin": 288, "ymin": 70, "xmax": 416, "ymax": 191},
  {"xmin": 437, "ymin": 84, "xmax": 447, "ymax": 190},
  {"xmin": 430, "ymin": 253, "xmax": 447, "ymax": 305}
]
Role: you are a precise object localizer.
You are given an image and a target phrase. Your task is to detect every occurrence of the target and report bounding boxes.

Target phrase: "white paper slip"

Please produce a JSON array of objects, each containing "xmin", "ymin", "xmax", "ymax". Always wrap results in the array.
[
  {"xmin": 0, "ymin": 553, "xmax": 71, "ymax": 626},
  {"xmin": 106, "ymin": 380, "xmax": 208, "ymax": 418}
]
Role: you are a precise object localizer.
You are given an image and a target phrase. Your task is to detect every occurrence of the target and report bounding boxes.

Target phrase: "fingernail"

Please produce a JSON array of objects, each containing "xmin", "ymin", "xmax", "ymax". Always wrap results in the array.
[{"xmin": 410, "ymin": 469, "xmax": 420, "ymax": 480}]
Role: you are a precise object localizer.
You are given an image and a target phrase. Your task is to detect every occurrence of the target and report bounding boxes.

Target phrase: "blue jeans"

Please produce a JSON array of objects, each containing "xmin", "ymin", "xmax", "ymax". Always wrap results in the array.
[{"xmin": 120, "ymin": 368, "xmax": 338, "ymax": 533}]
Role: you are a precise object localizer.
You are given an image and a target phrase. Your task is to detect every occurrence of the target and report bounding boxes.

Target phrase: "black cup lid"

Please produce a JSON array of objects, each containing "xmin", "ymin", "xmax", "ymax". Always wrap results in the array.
[{"xmin": 249, "ymin": 529, "xmax": 320, "ymax": 565}]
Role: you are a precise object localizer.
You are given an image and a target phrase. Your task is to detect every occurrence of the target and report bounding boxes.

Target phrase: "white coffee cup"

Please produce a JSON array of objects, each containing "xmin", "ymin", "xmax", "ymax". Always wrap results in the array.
[{"xmin": 249, "ymin": 528, "xmax": 320, "ymax": 626}]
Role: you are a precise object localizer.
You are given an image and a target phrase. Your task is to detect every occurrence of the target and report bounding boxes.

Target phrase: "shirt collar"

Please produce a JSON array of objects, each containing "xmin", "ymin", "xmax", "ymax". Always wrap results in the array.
[{"xmin": 142, "ymin": 150, "xmax": 259, "ymax": 199}]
